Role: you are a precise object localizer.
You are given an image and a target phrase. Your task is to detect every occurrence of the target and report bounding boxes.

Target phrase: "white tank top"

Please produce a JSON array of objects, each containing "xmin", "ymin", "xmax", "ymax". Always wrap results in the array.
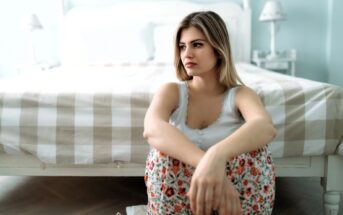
[{"xmin": 169, "ymin": 82, "xmax": 244, "ymax": 151}]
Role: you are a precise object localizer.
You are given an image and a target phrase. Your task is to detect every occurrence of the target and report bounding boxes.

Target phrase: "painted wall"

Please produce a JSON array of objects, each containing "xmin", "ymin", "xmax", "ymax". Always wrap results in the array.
[
  {"xmin": 327, "ymin": 0, "xmax": 343, "ymax": 86},
  {"xmin": 0, "ymin": 0, "xmax": 341, "ymax": 86},
  {"xmin": 252, "ymin": 0, "xmax": 329, "ymax": 83},
  {"xmin": 0, "ymin": 0, "xmax": 60, "ymax": 77}
]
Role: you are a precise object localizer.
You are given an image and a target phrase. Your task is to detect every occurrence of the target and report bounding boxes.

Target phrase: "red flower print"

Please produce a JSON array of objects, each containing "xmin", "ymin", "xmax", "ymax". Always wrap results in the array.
[
  {"xmin": 251, "ymin": 166, "xmax": 258, "ymax": 176},
  {"xmin": 174, "ymin": 204, "xmax": 182, "ymax": 212},
  {"xmin": 243, "ymin": 179, "xmax": 248, "ymax": 186},
  {"xmin": 184, "ymin": 168, "xmax": 191, "ymax": 177},
  {"xmin": 250, "ymin": 150, "xmax": 257, "ymax": 158},
  {"xmin": 253, "ymin": 204, "xmax": 259, "ymax": 211},
  {"xmin": 245, "ymin": 187, "xmax": 252, "ymax": 197},
  {"xmin": 237, "ymin": 166, "xmax": 244, "ymax": 175},
  {"xmin": 173, "ymin": 159, "xmax": 180, "ymax": 166},
  {"xmin": 178, "ymin": 187, "xmax": 186, "ymax": 196},
  {"xmin": 165, "ymin": 187, "xmax": 175, "ymax": 197},
  {"xmin": 145, "ymin": 144, "xmax": 275, "ymax": 214},
  {"xmin": 264, "ymin": 185, "xmax": 269, "ymax": 193},
  {"xmin": 149, "ymin": 161, "xmax": 155, "ymax": 170},
  {"xmin": 173, "ymin": 166, "xmax": 179, "ymax": 175}
]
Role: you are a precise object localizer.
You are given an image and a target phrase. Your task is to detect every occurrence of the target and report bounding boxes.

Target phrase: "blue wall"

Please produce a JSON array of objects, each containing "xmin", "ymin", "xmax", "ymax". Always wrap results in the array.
[
  {"xmin": 327, "ymin": 0, "xmax": 343, "ymax": 86},
  {"xmin": 251, "ymin": 0, "xmax": 329, "ymax": 83},
  {"xmin": 0, "ymin": 0, "xmax": 342, "ymax": 86}
]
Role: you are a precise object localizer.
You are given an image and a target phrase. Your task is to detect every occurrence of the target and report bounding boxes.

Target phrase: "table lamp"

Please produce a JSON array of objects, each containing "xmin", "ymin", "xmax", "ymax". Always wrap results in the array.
[
  {"xmin": 259, "ymin": 0, "xmax": 286, "ymax": 59},
  {"xmin": 20, "ymin": 13, "xmax": 43, "ymax": 64}
]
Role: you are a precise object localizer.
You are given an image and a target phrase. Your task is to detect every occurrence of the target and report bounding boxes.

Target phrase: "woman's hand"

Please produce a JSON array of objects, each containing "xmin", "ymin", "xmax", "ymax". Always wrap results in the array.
[
  {"xmin": 217, "ymin": 177, "xmax": 241, "ymax": 215},
  {"xmin": 188, "ymin": 146, "xmax": 241, "ymax": 215}
]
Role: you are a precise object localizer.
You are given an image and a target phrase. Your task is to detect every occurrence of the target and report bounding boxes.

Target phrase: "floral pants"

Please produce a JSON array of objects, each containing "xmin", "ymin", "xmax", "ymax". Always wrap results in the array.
[{"xmin": 144, "ymin": 146, "xmax": 275, "ymax": 215}]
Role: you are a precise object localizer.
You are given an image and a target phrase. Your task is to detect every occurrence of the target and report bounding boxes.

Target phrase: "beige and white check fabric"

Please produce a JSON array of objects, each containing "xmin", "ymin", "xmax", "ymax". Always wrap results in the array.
[
  {"xmin": 237, "ymin": 63, "xmax": 343, "ymax": 158},
  {"xmin": 0, "ymin": 63, "xmax": 342, "ymax": 164}
]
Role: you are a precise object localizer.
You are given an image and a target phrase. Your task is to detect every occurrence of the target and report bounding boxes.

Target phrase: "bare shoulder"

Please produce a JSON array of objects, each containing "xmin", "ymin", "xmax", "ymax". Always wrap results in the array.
[
  {"xmin": 235, "ymin": 86, "xmax": 260, "ymax": 102},
  {"xmin": 157, "ymin": 82, "xmax": 179, "ymax": 93},
  {"xmin": 234, "ymin": 85, "xmax": 270, "ymax": 121},
  {"xmin": 155, "ymin": 82, "xmax": 179, "ymax": 100},
  {"xmin": 152, "ymin": 82, "xmax": 180, "ymax": 111}
]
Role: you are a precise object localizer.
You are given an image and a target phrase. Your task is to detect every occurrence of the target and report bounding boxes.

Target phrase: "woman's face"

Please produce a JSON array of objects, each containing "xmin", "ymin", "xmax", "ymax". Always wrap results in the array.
[{"xmin": 179, "ymin": 26, "xmax": 218, "ymax": 77}]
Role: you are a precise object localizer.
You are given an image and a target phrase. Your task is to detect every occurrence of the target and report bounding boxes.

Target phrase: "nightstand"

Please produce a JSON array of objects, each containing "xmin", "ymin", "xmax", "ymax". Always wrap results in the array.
[{"xmin": 252, "ymin": 49, "xmax": 297, "ymax": 76}]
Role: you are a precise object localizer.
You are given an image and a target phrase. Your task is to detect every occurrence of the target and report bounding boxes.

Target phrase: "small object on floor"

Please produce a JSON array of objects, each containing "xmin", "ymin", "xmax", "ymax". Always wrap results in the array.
[{"xmin": 126, "ymin": 205, "xmax": 147, "ymax": 215}]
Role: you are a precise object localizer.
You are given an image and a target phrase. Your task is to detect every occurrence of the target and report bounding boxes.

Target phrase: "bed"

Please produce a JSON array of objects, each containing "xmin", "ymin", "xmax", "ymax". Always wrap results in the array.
[{"xmin": 0, "ymin": 0, "xmax": 342, "ymax": 214}]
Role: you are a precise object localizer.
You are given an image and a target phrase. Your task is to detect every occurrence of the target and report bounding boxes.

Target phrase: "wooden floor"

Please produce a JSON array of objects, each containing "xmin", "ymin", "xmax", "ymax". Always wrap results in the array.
[{"xmin": 0, "ymin": 176, "xmax": 342, "ymax": 215}]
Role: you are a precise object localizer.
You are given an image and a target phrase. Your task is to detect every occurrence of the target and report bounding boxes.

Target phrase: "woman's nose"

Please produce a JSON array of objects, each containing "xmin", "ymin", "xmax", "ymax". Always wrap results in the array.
[{"xmin": 183, "ymin": 46, "xmax": 193, "ymax": 58}]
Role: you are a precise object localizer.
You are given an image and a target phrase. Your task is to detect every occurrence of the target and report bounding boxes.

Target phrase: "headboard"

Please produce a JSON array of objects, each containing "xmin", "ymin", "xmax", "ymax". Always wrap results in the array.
[{"xmin": 59, "ymin": 0, "xmax": 251, "ymax": 66}]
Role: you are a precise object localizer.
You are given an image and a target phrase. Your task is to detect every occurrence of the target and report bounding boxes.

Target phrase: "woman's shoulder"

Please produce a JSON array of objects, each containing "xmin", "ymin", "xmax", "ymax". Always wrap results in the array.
[
  {"xmin": 227, "ymin": 85, "xmax": 254, "ymax": 98},
  {"xmin": 157, "ymin": 82, "xmax": 182, "ymax": 95},
  {"xmin": 234, "ymin": 85, "xmax": 256, "ymax": 95},
  {"xmin": 154, "ymin": 82, "xmax": 183, "ymax": 103},
  {"xmin": 234, "ymin": 85, "xmax": 264, "ymax": 107}
]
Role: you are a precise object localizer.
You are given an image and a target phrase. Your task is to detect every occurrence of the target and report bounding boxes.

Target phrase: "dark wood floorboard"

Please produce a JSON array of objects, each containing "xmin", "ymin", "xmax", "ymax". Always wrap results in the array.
[{"xmin": 0, "ymin": 176, "xmax": 342, "ymax": 214}]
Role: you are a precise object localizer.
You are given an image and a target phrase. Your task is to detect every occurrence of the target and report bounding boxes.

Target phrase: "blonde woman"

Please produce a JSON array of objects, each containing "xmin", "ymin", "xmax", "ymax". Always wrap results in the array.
[{"xmin": 144, "ymin": 11, "xmax": 276, "ymax": 215}]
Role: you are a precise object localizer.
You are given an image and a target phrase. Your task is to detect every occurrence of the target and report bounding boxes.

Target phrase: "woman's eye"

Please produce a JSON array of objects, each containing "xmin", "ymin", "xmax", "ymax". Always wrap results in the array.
[
  {"xmin": 193, "ymin": 43, "xmax": 202, "ymax": 48},
  {"xmin": 179, "ymin": 45, "xmax": 186, "ymax": 50}
]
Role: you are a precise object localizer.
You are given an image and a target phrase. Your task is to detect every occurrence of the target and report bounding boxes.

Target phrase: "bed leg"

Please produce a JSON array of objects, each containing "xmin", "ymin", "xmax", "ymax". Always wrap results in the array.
[
  {"xmin": 322, "ymin": 155, "xmax": 343, "ymax": 215},
  {"xmin": 323, "ymin": 191, "xmax": 340, "ymax": 215}
]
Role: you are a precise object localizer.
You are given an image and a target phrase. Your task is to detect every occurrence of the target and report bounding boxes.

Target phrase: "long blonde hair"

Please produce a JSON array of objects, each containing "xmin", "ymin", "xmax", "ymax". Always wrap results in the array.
[{"xmin": 174, "ymin": 11, "xmax": 243, "ymax": 87}]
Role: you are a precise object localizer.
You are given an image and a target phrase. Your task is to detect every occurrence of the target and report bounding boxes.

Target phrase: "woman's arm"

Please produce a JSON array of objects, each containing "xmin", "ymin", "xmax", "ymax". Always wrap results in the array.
[
  {"xmin": 212, "ymin": 86, "xmax": 277, "ymax": 160},
  {"xmin": 188, "ymin": 86, "xmax": 276, "ymax": 215},
  {"xmin": 143, "ymin": 82, "xmax": 205, "ymax": 167}
]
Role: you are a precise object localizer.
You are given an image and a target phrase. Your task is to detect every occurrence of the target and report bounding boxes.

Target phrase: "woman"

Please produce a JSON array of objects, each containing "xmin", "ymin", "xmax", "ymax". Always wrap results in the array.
[{"xmin": 143, "ymin": 11, "xmax": 276, "ymax": 215}]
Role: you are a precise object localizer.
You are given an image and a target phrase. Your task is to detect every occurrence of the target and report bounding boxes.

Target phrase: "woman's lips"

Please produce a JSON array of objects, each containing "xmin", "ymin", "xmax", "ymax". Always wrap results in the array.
[{"xmin": 185, "ymin": 62, "xmax": 196, "ymax": 68}]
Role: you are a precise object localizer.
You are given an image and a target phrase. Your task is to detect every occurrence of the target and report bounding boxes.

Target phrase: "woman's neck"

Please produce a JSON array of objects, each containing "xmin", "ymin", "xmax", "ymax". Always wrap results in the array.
[{"xmin": 187, "ymin": 75, "xmax": 227, "ymax": 96}]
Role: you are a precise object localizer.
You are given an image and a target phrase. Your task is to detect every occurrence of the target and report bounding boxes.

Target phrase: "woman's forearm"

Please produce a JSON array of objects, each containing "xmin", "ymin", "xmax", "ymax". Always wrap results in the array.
[
  {"xmin": 143, "ymin": 119, "xmax": 205, "ymax": 167},
  {"xmin": 213, "ymin": 118, "xmax": 277, "ymax": 160}
]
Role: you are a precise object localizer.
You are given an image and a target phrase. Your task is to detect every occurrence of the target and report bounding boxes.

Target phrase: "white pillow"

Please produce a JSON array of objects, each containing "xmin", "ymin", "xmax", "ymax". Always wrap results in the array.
[
  {"xmin": 152, "ymin": 24, "xmax": 177, "ymax": 64},
  {"xmin": 60, "ymin": 8, "xmax": 154, "ymax": 66}
]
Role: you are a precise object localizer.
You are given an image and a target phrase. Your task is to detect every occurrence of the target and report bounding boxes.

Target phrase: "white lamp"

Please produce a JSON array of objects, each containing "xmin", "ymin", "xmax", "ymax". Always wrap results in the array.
[
  {"xmin": 20, "ymin": 13, "xmax": 43, "ymax": 32},
  {"xmin": 259, "ymin": 0, "xmax": 286, "ymax": 59},
  {"xmin": 20, "ymin": 13, "xmax": 43, "ymax": 64}
]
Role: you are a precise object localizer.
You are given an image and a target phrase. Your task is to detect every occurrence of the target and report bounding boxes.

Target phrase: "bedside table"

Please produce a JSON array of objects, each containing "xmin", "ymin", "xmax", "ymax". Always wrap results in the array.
[{"xmin": 252, "ymin": 49, "xmax": 297, "ymax": 76}]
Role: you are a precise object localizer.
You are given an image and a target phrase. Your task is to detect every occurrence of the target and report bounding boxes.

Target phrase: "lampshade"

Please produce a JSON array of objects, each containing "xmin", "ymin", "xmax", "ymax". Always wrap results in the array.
[
  {"xmin": 259, "ymin": 0, "xmax": 286, "ymax": 22},
  {"xmin": 20, "ymin": 13, "xmax": 43, "ymax": 32}
]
